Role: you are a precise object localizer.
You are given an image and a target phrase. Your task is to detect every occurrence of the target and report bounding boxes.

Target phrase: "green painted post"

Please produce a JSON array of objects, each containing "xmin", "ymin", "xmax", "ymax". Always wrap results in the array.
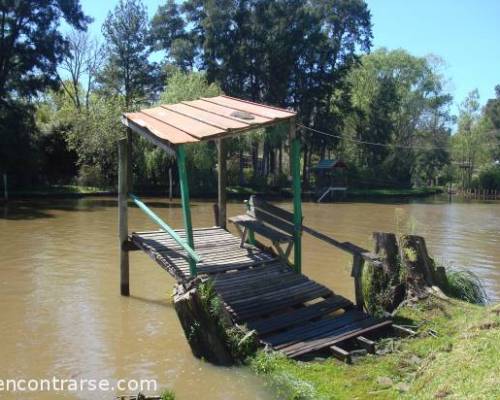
[
  {"xmin": 290, "ymin": 120, "xmax": 302, "ymax": 273},
  {"xmin": 176, "ymin": 145, "xmax": 197, "ymax": 277}
]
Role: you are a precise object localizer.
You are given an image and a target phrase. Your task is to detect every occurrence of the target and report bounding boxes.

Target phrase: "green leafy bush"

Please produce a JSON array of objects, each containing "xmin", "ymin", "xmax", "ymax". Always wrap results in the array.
[
  {"xmin": 478, "ymin": 164, "xmax": 500, "ymax": 190},
  {"xmin": 442, "ymin": 267, "xmax": 488, "ymax": 305}
]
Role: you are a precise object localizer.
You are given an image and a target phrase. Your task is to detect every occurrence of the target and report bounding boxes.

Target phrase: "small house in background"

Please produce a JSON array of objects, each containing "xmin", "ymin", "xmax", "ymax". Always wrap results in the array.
[{"xmin": 313, "ymin": 159, "xmax": 348, "ymax": 202}]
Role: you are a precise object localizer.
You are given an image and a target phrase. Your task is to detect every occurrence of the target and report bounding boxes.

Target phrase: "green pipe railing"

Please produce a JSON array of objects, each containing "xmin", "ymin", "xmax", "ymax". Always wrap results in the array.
[{"xmin": 129, "ymin": 193, "xmax": 201, "ymax": 274}]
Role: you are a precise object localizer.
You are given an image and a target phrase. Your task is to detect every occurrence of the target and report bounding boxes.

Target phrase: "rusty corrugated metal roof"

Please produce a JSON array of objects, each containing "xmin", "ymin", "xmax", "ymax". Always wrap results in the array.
[{"xmin": 122, "ymin": 95, "xmax": 296, "ymax": 148}]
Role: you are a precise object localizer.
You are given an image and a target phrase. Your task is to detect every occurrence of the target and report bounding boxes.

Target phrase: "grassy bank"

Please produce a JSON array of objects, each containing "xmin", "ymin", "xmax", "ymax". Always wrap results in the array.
[
  {"xmin": 346, "ymin": 187, "xmax": 444, "ymax": 198},
  {"xmin": 3, "ymin": 184, "xmax": 442, "ymax": 201},
  {"xmin": 5, "ymin": 185, "xmax": 110, "ymax": 198},
  {"xmin": 251, "ymin": 297, "xmax": 499, "ymax": 400}
]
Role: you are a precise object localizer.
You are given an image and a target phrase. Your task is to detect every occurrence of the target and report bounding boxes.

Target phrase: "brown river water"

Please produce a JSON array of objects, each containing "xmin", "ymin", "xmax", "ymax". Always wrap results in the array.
[{"xmin": 0, "ymin": 196, "xmax": 499, "ymax": 399}]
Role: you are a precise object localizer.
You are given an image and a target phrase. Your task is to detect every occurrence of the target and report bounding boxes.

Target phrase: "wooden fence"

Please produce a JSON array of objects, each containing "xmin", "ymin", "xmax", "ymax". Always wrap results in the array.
[{"xmin": 455, "ymin": 188, "xmax": 499, "ymax": 200}]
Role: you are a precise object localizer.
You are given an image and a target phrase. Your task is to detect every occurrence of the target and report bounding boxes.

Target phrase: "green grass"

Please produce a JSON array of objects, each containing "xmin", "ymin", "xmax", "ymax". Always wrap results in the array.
[
  {"xmin": 251, "ymin": 297, "xmax": 500, "ymax": 400},
  {"xmin": 160, "ymin": 389, "xmax": 176, "ymax": 400}
]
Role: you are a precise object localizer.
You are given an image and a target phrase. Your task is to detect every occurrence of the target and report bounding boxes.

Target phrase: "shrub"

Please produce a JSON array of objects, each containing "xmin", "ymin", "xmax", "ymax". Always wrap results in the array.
[
  {"xmin": 442, "ymin": 267, "xmax": 488, "ymax": 305},
  {"xmin": 478, "ymin": 164, "xmax": 500, "ymax": 190}
]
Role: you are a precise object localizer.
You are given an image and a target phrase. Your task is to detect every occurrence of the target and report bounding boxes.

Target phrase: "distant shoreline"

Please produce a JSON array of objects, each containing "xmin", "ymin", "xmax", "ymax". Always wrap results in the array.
[{"xmin": 0, "ymin": 185, "xmax": 444, "ymax": 202}]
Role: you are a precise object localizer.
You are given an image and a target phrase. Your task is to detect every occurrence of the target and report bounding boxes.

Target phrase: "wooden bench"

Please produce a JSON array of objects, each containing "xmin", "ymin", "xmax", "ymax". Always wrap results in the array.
[{"xmin": 229, "ymin": 195, "xmax": 298, "ymax": 261}]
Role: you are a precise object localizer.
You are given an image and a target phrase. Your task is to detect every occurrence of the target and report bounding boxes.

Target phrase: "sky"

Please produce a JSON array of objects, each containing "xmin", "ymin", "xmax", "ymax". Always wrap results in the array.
[{"xmin": 79, "ymin": 0, "xmax": 500, "ymax": 115}]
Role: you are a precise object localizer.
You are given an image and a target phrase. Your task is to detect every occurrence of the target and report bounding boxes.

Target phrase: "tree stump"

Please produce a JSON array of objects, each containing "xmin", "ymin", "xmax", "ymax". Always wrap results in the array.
[
  {"xmin": 399, "ymin": 235, "xmax": 436, "ymax": 298},
  {"xmin": 173, "ymin": 278, "xmax": 235, "ymax": 366},
  {"xmin": 363, "ymin": 232, "xmax": 448, "ymax": 314},
  {"xmin": 363, "ymin": 232, "xmax": 405, "ymax": 313}
]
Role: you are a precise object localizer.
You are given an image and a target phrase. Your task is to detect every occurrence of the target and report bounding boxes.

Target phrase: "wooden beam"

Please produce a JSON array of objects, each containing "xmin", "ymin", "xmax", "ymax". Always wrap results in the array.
[
  {"xmin": 330, "ymin": 345, "xmax": 352, "ymax": 364},
  {"xmin": 290, "ymin": 118, "xmax": 302, "ymax": 274},
  {"xmin": 356, "ymin": 336, "xmax": 376, "ymax": 354},
  {"xmin": 177, "ymin": 144, "xmax": 197, "ymax": 277},
  {"xmin": 217, "ymin": 138, "xmax": 227, "ymax": 229},
  {"xmin": 118, "ymin": 138, "xmax": 130, "ymax": 296},
  {"xmin": 121, "ymin": 116, "xmax": 176, "ymax": 156}
]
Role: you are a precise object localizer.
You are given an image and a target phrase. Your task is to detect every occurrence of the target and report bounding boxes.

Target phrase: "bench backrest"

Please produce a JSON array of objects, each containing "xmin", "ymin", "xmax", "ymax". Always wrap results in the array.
[{"xmin": 246, "ymin": 195, "xmax": 297, "ymax": 236}]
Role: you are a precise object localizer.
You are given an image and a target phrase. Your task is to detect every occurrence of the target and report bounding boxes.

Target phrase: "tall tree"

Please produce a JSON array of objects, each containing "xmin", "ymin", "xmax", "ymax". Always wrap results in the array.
[
  {"xmin": 0, "ymin": 0, "xmax": 90, "ymax": 103},
  {"xmin": 452, "ymin": 90, "xmax": 491, "ymax": 188},
  {"xmin": 150, "ymin": 0, "xmax": 196, "ymax": 69},
  {"xmin": 0, "ymin": 0, "xmax": 89, "ymax": 186},
  {"xmin": 484, "ymin": 85, "xmax": 500, "ymax": 129},
  {"xmin": 57, "ymin": 30, "xmax": 104, "ymax": 110},
  {"xmin": 166, "ymin": 0, "xmax": 372, "ymax": 184},
  {"xmin": 345, "ymin": 49, "xmax": 453, "ymax": 187},
  {"xmin": 484, "ymin": 85, "xmax": 500, "ymax": 161},
  {"xmin": 99, "ymin": 0, "xmax": 156, "ymax": 109}
]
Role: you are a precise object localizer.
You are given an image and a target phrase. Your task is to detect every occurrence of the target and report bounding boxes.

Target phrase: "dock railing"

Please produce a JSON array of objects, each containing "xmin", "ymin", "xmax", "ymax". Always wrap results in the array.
[
  {"xmin": 300, "ymin": 224, "xmax": 382, "ymax": 310},
  {"xmin": 129, "ymin": 193, "xmax": 201, "ymax": 276}
]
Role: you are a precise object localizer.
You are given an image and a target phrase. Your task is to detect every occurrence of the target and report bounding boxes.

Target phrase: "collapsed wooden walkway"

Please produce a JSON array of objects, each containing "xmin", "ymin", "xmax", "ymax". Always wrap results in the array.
[{"xmin": 131, "ymin": 227, "xmax": 392, "ymax": 358}]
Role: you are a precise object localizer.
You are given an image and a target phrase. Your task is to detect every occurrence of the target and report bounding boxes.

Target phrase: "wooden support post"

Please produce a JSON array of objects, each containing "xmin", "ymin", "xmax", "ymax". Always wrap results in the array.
[
  {"xmin": 356, "ymin": 336, "xmax": 376, "ymax": 354},
  {"xmin": 330, "ymin": 345, "xmax": 352, "ymax": 364},
  {"xmin": 351, "ymin": 254, "xmax": 364, "ymax": 310},
  {"xmin": 118, "ymin": 138, "xmax": 130, "ymax": 296},
  {"xmin": 2, "ymin": 173, "xmax": 7, "ymax": 202},
  {"xmin": 177, "ymin": 145, "xmax": 196, "ymax": 277},
  {"xmin": 217, "ymin": 138, "xmax": 227, "ymax": 229},
  {"xmin": 290, "ymin": 118, "xmax": 302, "ymax": 274}
]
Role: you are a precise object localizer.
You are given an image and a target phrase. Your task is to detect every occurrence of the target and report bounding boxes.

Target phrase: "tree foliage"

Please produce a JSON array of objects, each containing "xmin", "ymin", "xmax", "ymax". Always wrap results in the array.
[
  {"xmin": 99, "ymin": 0, "xmax": 157, "ymax": 109},
  {"xmin": 0, "ymin": 0, "xmax": 90, "ymax": 102},
  {"xmin": 343, "ymin": 49, "xmax": 453, "ymax": 187},
  {"xmin": 3, "ymin": 0, "xmax": 499, "ymax": 193},
  {"xmin": 0, "ymin": 0, "xmax": 89, "ymax": 184}
]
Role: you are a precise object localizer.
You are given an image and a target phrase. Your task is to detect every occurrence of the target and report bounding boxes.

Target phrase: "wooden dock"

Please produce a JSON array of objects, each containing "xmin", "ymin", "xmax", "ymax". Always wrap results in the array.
[
  {"xmin": 131, "ymin": 227, "xmax": 391, "ymax": 358},
  {"xmin": 119, "ymin": 96, "xmax": 392, "ymax": 361}
]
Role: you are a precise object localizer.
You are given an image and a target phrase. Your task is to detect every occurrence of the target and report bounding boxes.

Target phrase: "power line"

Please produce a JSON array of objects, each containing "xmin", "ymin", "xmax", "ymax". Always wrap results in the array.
[{"xmin": 298, "ymin": 124, "xmax": 499, "ymax": 151}]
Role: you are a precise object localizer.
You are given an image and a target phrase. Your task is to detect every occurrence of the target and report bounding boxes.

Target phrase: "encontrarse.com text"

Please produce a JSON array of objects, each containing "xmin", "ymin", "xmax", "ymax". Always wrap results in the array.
[{"xmin": 0, "ymin": 377, "xmax": 158, "ymax": 393}]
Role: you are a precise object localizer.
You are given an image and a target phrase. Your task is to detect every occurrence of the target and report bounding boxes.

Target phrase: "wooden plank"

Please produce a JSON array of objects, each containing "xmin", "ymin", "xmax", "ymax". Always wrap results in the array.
[
  {"xmin": 248, "ymin": 207, "xmax": 295, "ymax": 235},
  {"xmin": 281, "ymin": 319, "xmax": 392, "ymax": 358},
  {"xmin": 211, "ymin": 263, "xmax": 290, "ymax": 285},
  {"xmin": 248, "ymin": 296, "xmax": 353, "ymax": 335},
  {"xmin": 182, "ymin": 99, "xmax": 272, "ymax": 125},
  {"xmin": 203, "ymin": 96, "xmax": 295, "ymax": 120},
  {"xmin": 214, "ymin": 267, "xmax": 298, "ymax": 289},
  {"xmin": 251, "ymin": 196, "xmax": 294, "ymax": 222},
  {"xmin": 267, "ymin": 310, "xmax": 368, "ymax": 348},
  {"xmin": 236, "ymin": 220, "xmax": 292, "ymax": 243},
  {"xmin": 164, "ymin": 103, "xmax": 250, "ymax": 131},
  {"xmin": 217, "ymin": 274, "xmax": 309, "ymax": 302},
  {"xmin": 123, "ymin": 112, "xmax": 199, "ymax": 144},
  {"xmin": 227, "ymin": 282, "xmax": 332, "ymax": 320},
  {"xmin": 222, "ymin": 95, "xmax": 296, "ymax": 115},
  {"xmin": 142, "ymin": 107, "xmax": 225, "ymax": 139},
  {"xmin": 198, "ymin": 260, "xmax": 275, "ymax": 275}
]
